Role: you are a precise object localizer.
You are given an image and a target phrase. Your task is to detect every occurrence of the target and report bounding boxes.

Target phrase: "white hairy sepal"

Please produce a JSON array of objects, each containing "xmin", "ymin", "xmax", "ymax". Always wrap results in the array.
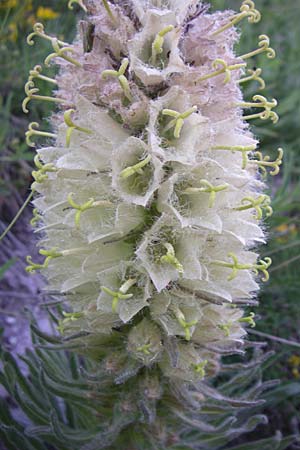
[
  {"xmin": 93, "ymin": 6, "xmax": 136, "ymax": 59},
  {"xmin": 148, "ymin": 86, "xmax": 210, "ymax": 165},
  {"xmin": 111, "ymin": 136, "xmax": 163, "ymax": 206},
  {"xmin": 41, "ymin": 239, "xmax": 133, "ymax": 293},
  {"xmin": 135, "ymin": 215, "xmax": 208, "ymax": 292},
  {"xmin": 150, "ymin": 290, "xmax": 202, "ymax": 340},
  {"xmin": 131, "ymin": 0, "xmax": 199, "ymax": 25},
  {"xmin": 33, "ymin": 172, "xmax": 145, "ymax": 243},
  {"xmin": 192, "ymin": 304, "xmax": 247, "ymax": 348},
  {"xmin": 157, "ymin": 161, "xmax": 265, "ymax": 242},
  {"xmin": 56, "ymin": 96, "xmax": 130, "ymax": 149},
  {"xmin": 128, "ymin": 9, "xmax": 185, "ymax": 86},
  {"xmin": 127, "ymin": 318, "xmax": 163, "ymax": 365},
  {"xmin": 97, "ymin": 264, "xmax": 151, "ymax": 323},
  {"xmin": 159, "ymin": 342, "xmax": 216, "ymax": 382}
]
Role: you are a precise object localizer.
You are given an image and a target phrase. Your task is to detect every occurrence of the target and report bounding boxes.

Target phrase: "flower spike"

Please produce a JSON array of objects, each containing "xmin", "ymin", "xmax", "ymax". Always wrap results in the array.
[
  {"xmin": 211, "ymin": 0, "xmax": 261, "ymax": 37},
  {"xmin": 26, "ymin": 248, "xmax": 62, "ymax": 273},
  {"xmin": 68, "ymin": 0, "xmax": 87, "ymax": 13},
  {"xmin": 120, "ymin": 155, "xmax": 152, "ymax": 179},
  {"xmin": 101, "ymin": 279, "xmax": 136, "ymax": 313},
  {"xmin": 212, "ymin": 144, "xmax": 257, "ymax": 170},
  {"xmin": 234, "ymin": 195, "xmax": 273, "ymax": 220},
  {"xmin": 162, "ymin": 106, "xmax": 197, "ymax": 139},
  {"xmin": 45, "ymin": 38, "xmax": 82, "ymax": 67},
  {"xmin": 26, "ymin": 122, "xmax": 57, "ymax": 148},
  {"xmin": 173, "ymin": 308, "xmax": 197, "ymax": 341},
  {"xmin": 22, "ymin": 79, "xmax": 67, "ymax": 113},
  {"xmin": 213, "ymin": 252, "xmax": 272, "ymax": 282},
  {"xmin": 251, "ymin": 148, "xmax": 283, "ymax": 176},
  {"xmin": 184, "ymin": 180, "xmax": 229, "ymax": 208},
  {"xmin": 19, "ymin": 0, "xmax": 279, "ymax": 425},
  {"xmin": 32, "ymin": 154, "xmax": 57, "ymax": 184},
  {"xmin": 197, "ymin": 59, "xmax": 246, "ymax": 84},
  {"xmin": 64, "ymin": 109, "xmax": 92, "ymax": 147},
  {"xmin": 67, "ymin": 193, "xmax": 112, "ymax": 228},
  {"xmin": 151, "ymin": 25, "xmax": 174, "ymax": 66},
  {"xmin": 237, "ymin": 68, "xmax": 265, "ymax": 90},
  {"xmin": 102, "ymin": 58, "xmax": 132, "ymax": 102},
  {"xmin": 240, "ymin": 34, "xmax": 276, "ymax": 60},
  {"xmin": 160, "ymin": 243, "xmax": 184, "ymax": 274}
]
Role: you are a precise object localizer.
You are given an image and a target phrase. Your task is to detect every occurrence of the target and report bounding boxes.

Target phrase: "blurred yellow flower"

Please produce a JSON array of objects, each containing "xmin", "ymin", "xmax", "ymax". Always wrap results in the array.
[
  {"xmin": 0, "ymin": 0, "xmax": 17, "ymax": 9},
  {"xmin": 8, "ymin": 22, "xmax": 18, "ymax": 41},
  {"xmin": 288, "ymin": 355, "xmax": 300, "ymax": 367},
  {"xmin": 288, "ymin": 355, "xmax": 300, "ymax": 379},
  {"xmin": 275, "ymin": 223, "xmax": 298, "ymax": 243},
  {"xmin": 36, "ymin": 6, "xmax": 59, "ymax": 20}
]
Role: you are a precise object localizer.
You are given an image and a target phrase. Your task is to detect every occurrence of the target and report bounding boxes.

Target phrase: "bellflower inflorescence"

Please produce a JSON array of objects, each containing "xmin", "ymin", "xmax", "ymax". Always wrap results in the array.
[{"xmin": 23, "ymin": 0, "xmax": 282, "ymax": 446}]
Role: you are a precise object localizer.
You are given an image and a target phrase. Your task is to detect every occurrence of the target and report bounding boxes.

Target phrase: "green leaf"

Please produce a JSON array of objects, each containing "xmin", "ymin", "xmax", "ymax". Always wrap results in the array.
[{"xmin": 0, "ymin": 258, "xmax": 16, "ymax": 280}]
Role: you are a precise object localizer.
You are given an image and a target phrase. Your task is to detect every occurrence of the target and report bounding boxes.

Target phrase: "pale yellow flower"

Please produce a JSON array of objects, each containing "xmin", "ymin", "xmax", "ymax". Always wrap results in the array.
[
  {"xmin": 0, "ymin": 0, "xmax": 17, "ymax": 9},
  {"xmin": 36, "ymin": 6, "xmax": 59, "ymax": 21}
]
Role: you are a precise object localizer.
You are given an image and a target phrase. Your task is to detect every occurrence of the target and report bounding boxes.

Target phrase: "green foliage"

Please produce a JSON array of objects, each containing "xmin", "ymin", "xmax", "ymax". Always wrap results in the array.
[{"xmin": 0, "ymin": 323, "xmax": 296, "ymax": 450}]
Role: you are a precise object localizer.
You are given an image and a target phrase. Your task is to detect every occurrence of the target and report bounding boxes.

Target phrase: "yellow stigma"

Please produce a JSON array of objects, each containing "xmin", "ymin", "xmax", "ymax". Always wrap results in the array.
[
  {"xmin": 251, "ymin": 148, "xmax": 284, "ymax": 176},
  {"xmin": 234, "ymin": 195, "xmax": 273, "ymax": 220},
  {"xmin": 213, "ymin": 253, "xmax": 272, "ymax": 282},
  {"xmin": 101, "ymin": 279, "xmax": 136, "ymax": 313},
  {"xmin": 32, "ymin": 154, "xmax": 57, "ymax": 184},
  {"xmin": 240, "ymin": 34, "xmax": 276, "ymax": 60},
  {"xmin": 211, "ymin": 1, "xmax": 261, "ymax": 37},
  {"xmin": 102, "ymin": 58, "xmax": 132, "ymax": 102},
  {"xmin": 237, "ymin": 95, "xmax": 279, "ymax": 123},
  {"xmin": 68, "ymin": 0, "xmax": 87, "ymax": 12},
  {"xmin": 173, "ymin": 308, "xmax": 197, "ymax": 341},
  {"xmin": 22, "ymin": 79, "xmax": 67, "ymax": 114},
  {"xmin": 25, "ymin": 122, "xmax": 57, "ymax": 148},
  {"xmin": 237, "ymin": 68, "xmax": 265, "ymax": 90},
  {"xmin": 160, "ymin": 243, "xmax": 184, "ymax": 274},
  {"xmin": 67, "ymin": 193, "xmax": 112, "ymax": 228},
  {"xmin": 197, "ymin": 59, "xmax": 246, "ymax": 84},
  {"xmin": 120, "ymin": 155, "xmax": 152, "ymax": 179},
  {"xmin": 64, "ymin": 109, "xmax": 92, "ymax": 147},
  {"xmin": 162, "ymin": 106, "xmax": 197, "ymax": 139},
  {"xmin": 184, "ymin": 180, "xmax": 229, "ymax": 208},
  {"xmin": 26, "ymin": 248, "xmax": 62, "ymax": 274},
  {"xmin": 151, "ymin": 25, "xmax": 174, "ymax": 66},
  {"xmin": 212, "ymin": 144, "xmax": 257, "ymax": 170}
]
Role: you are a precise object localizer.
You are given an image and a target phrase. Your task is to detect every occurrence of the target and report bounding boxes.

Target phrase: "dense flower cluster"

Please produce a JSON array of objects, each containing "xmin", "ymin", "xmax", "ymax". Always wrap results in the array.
[{"xmin": 23, "ymin": 0, "xmax": 281, "ymax": 440}]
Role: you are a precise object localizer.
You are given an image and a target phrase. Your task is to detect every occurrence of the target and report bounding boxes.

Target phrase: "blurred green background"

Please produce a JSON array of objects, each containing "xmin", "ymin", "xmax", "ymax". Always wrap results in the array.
[{"xmin": 0, "ymin": 0, "xmax": 299, "ymax": 441}]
